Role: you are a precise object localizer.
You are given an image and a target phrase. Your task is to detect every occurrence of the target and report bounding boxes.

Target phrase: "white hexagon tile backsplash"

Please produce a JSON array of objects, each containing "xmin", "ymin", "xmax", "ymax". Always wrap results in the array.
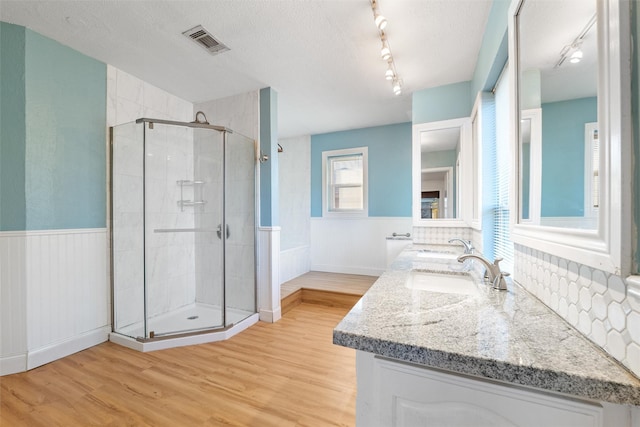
[{"xmin": 514, "ymin": 244, "xmax": 640, "ymax": 378}]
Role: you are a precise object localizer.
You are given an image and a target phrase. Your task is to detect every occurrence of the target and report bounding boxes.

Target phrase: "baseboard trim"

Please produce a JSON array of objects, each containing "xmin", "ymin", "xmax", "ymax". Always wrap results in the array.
[
  {"xmin": 259, "ymin": 308, "xmax": 282, "ymax": 323},
  {"xmin": 0, "ymin": 354, "xmax": 27, "ymax": 376},
  {"xmin": 27, "ymin": 326, "xmax": 110, "ymax": 370}
]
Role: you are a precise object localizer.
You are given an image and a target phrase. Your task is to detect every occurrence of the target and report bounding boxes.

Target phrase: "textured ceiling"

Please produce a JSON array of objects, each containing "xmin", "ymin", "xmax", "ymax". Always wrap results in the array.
[{"xmin": 1, "ymin": 0, "xmax": 493, "ymax": 138}]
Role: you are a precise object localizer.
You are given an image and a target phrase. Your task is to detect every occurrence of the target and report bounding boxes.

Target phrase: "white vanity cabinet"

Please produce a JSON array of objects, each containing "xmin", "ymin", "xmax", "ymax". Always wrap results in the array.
[{"xmin": 356, "ymin": 351, "xmax": 638, "ymax": 427}]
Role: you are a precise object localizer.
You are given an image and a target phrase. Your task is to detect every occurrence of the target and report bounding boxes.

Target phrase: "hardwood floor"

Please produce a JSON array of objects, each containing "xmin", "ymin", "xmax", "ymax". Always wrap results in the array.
[{"xmin": 0, "ymin": 303, "xmax": 356, "ymax": 427}]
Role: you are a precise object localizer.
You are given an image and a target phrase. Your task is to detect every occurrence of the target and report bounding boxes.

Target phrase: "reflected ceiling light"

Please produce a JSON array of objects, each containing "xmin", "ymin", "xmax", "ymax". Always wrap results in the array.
[
  {"xmin": 569, "ymin": 47, "xmax": 583, "ymax": 63},
  {"xmin": 555, "ymin": 15, "xmax": 595, "ymax": 68},
  {"xmin": 370, "ymin": 0, "xmax": 402, "ymax": 95}
]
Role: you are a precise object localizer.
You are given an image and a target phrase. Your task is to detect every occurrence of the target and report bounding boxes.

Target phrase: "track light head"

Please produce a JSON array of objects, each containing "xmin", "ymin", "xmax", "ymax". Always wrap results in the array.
[
  {"xmin": 374, "ymin": 13, "xmax": 387, "ymax": 30},
  {"xmin": 385, "ymin": 65, "xmax": 395, "ymax": 81},
  {"xmin": 380, "ymin": 46, "xmax": 391, "ymax": 61},
  {"xmin": 393, "ymin": 79, "xmax": 402, "ymax": 95}
]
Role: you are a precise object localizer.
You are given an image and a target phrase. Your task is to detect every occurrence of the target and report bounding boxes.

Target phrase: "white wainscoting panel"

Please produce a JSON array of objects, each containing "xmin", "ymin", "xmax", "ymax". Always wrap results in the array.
[
  {"xmin": 310, "ymin": 217, "xmax": 412, "ymax": 276},
  {"xmin": 0, "ymin": 229, "xmax": 110, "ymax": 375},
  {"xmin": 257, "ymin": 227, "xmax": 281, "ymax": 323},
  {"xmin": 280, "ymin": 245, "xmax": 310, "ymax": 284},
  {"xmin": 0, "ymin": 232, "xmax": 28, "ymax": 375}
]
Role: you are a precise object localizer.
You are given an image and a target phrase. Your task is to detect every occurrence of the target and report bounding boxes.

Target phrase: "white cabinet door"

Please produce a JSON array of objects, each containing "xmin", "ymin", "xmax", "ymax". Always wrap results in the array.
[{"xmin": 356, "ymin": 351, "xmax": 621, "ymax": 427}]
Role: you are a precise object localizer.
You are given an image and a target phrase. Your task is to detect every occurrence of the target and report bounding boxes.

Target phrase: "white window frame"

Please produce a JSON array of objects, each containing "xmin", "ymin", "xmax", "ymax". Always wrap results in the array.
[{"xmin": 322, "ymin": 147, "xmax": 368, "ymax": 218}]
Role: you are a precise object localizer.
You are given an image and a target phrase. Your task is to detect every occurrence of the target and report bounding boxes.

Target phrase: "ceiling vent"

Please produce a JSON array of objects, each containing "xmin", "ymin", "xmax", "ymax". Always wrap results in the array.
[{"xmin": 182, "ymin": 25, "xmax": 229, "ymax": 56}]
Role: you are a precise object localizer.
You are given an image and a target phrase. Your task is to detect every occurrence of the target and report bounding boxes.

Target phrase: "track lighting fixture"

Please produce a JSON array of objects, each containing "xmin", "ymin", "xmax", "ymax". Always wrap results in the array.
[
  {"xmin": 554, "ymin": 15, "xmax": 595, "ymax": 68},
  {"xmin": 370, "ymin": 0, "xmax": 402, "ymax": 95}
]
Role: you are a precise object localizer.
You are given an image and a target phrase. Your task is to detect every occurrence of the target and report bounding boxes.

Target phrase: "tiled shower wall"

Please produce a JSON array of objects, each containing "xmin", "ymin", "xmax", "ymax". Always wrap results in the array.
[
  {"xmin": 194, "ymin": 93, "xmax": 259, "ymax": 313},
  {"xmin": 223, "ymin": 134, "xmax": 258, "ymax": 313},
  {"xmin": 107, "ymin": 66, "xmax": 196, "ymax": 326},
  {"xmin": 279, "ymin": 135, "xmax": 311, "ymax": 283},
  {"xmin": 143, "ymin": 124, "xmax": 196, "ymax": 318},
  {"xmin": 514, "ymin": 244, "xmax": 640, "ymax": 378},
  {"xmin": 193, "ymin": 131, "xmax": 223, "ymax": 308},
  {"xmin": 111, "ymin": 122, "xmax": 144, "ymax": 330}
]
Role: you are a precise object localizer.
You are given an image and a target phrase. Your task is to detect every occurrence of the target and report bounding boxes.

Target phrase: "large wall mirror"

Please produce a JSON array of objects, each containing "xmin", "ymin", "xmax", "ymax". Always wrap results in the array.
[
  {"xmin": 517, "ymin": 0, "xmax": 598, "ymax": 229},
  {"xmin": 509, "ymin": 0, "xmax": 632, "ymax": 275},
  {"xmin": 412, "ymin": 118, "xmax": 471, "ymax": 227}
]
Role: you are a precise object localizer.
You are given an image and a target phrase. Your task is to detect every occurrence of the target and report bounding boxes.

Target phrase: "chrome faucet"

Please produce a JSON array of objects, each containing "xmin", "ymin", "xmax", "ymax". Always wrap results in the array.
[
  {"xmin": 457, "ymin": 254, "xmax": 510, "ymax": 290},
  {"xmin": 448, "ymin": 238, "xmax": 474, "ymax": 254}
]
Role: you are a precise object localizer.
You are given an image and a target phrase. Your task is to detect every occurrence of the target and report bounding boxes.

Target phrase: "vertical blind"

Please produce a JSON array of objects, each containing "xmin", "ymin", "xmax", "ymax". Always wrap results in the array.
[{"xmin": 493, "ymin": 64, "xmax": 514, "ymax": 273}]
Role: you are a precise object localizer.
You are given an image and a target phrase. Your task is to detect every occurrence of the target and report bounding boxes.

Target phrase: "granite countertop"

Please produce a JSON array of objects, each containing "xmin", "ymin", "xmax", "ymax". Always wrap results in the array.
[{"xmin": 333, "ymin": 244, "xmax": 640, "ymax": 406}]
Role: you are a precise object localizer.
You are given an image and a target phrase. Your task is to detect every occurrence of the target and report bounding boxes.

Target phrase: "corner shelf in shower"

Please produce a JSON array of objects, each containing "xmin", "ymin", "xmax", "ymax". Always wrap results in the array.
[
  {"xmin": 177, "ymin": 179, "xmax": 206, "ymax": 211},
  {"xmin": 177, "ymin": 200, "xmax": 207, "ymax": 210}
]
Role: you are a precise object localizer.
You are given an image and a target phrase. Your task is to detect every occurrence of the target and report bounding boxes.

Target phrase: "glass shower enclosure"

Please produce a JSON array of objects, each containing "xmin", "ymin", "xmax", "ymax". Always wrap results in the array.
[{"xmin": 110, "ymin": 118, "xmax": 256, "ymax": 341}]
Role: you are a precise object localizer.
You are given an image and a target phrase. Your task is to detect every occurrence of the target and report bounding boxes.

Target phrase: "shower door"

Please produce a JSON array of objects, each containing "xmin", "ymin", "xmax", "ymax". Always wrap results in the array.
[
  {"xmin": 143, "ymin": 124, "xmax": 225, "ymax": 338},
  {"xmin": 223, "ymin": 131, "xmax": 257, "ymax": 326},
  {"xmin": 112, "ymin": 119, "xmax": 256, "ymax": 341}
]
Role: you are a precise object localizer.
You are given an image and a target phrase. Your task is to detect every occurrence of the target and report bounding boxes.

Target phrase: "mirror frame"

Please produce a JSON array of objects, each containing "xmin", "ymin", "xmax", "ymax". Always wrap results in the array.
[
  {"xmin": 412, "ymin": 117, "xmax": 472, "ymax": 227},
  {"xmin": 509, "ymin": 0, "xmax": 632, "ymax": 276},
  {"xmin": 519, "ymin": 107, "xmax": 542, "ymax": 225}
]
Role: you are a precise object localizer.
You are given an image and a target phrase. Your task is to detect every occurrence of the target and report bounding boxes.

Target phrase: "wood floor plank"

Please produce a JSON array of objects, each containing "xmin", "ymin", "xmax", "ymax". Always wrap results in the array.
[{"xmin": 0, "ymin": 303, "xmax": 356, "ymax": 426}]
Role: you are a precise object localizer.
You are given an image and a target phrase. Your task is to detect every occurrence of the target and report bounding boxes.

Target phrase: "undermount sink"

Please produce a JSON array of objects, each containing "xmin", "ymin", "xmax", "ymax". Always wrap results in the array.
[
  {"xmin": 406, "ymin": 270, "xmax": 480, "ymax": 296},
  {"xmin": 416, "ymin": 250, "xmax": 459, "ymax": 260}
]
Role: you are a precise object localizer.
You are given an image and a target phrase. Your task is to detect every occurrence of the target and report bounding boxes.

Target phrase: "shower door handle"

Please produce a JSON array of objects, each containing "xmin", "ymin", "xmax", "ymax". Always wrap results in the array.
[{"xmin": 216, "ymin": 224, "xmax": 230, "ymax": 239}]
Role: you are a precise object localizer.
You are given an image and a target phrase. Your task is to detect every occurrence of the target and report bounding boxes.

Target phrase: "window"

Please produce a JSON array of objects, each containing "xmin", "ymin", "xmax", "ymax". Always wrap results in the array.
[
  {"xmin": 494, "ymin": 64, "xmax": 513, "ymax": 273},
  {"xmin": 322, "ymin": 147, "xmax": 368, "ymax": 216}
]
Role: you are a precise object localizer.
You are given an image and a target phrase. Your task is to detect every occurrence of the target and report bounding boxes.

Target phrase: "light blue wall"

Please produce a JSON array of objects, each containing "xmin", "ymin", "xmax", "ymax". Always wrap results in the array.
[
  {"xmin": 24, "ymin": 29, "xmax": 106, "ymax": 230},
  {"xmin": 311, "ymin": 123, "xmax": 412, "ymax": 217},
  {"xmin": 540, "ymin": 97, "xmax": 597, "ymax": 217},
  {"xmin": 0, "ymin": 22, "xmax": 27, "ymax": 231},
  {"xmin": 470, "ymin": 0, "xmax": 510, "ymax": 95},
  {"xmin": 0, "ymin": 23, "xmax": 106, "ymax": 231},
  {"xmin": 259, "ymin": 87, "xmax": 279, "ymax": 227},
  {"xmin": 412, "ymin": 81, "xmax": 472, "ymax": 124}
]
